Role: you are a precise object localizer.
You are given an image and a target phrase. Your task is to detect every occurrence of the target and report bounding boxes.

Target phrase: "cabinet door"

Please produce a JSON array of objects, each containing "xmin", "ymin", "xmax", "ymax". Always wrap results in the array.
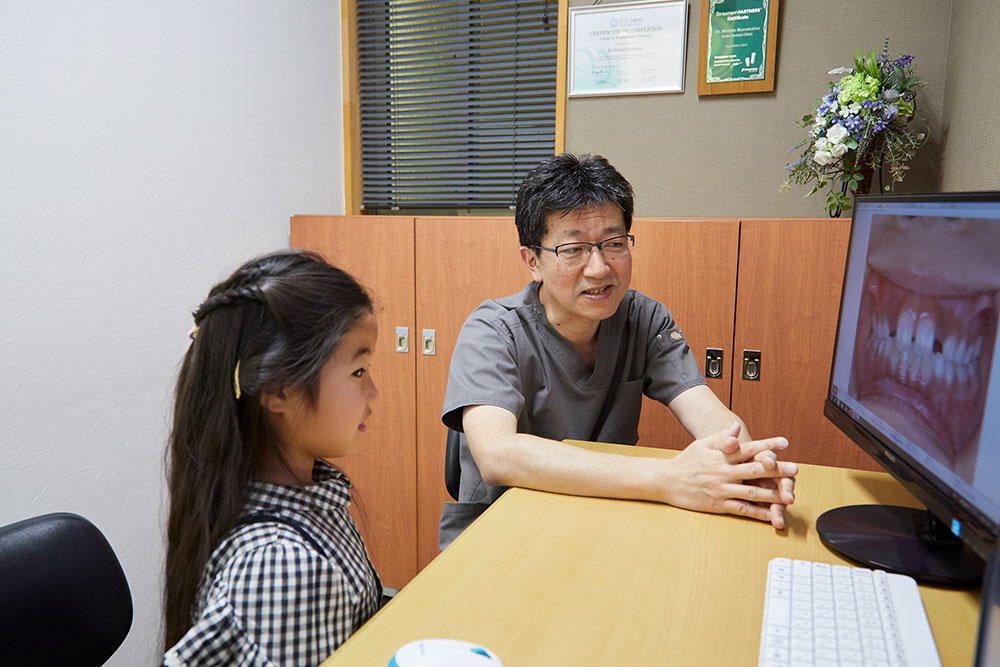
[
  {"xmin": 731, "ymin": 218, "xmax": 879, "ymax": 470},
  {"xmin": 413, "ymin": 217, "xmax": 527, "ymax": 570},
  {"xmin": 290, "ymin": 215, "xmax": 419, "ymax": 588},
  {"xmin": 629, "ymin": 219, "xmax": 741, "ymax": 449}
]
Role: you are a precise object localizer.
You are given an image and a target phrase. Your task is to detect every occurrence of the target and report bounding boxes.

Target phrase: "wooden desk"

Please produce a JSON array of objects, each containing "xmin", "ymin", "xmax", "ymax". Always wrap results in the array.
[{"xmin": 322, "ymin": 443, "xmax": 981, "ymax": 666}]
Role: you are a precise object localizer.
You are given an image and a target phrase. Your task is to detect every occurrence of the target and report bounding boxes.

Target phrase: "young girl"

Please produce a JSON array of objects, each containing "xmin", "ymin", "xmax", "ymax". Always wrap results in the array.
[{"xmin": 163, "ymin": 250, "xmax": 382, "ymax": 666}]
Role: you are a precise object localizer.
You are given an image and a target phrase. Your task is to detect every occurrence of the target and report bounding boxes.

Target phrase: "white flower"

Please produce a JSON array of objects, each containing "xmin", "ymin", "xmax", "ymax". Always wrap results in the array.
[
  {"xmin": 813, "ymin": 150, "xmax": 835, "ymax": 166},
  {"xmin": 830, "ymin": 142, "xmax": 849, "ymax": 158},
  {"xmin": 827, "ymin": 66, "xmax": 853, "ymax": 75},
  {"xmin": 838, "ymin": 106, "xmax": 851, "ymax": 117},
  {"xmin": 829, "ymin": 101, "xmax": 839, "ymax": 114},
  {"xmin": 849, "ymin": 103, "xmax": 861, "ymax": 114},
  {"xmin": 883, "ymin": 89, "xmax": 900, "ymax": 102},
  {"xmin": 826, "ymin": 124, "xmax": 849, "ymax": 144},
  {"xmin": 814, "ymin": 137, "xmax": 830, "ymax": 152}
]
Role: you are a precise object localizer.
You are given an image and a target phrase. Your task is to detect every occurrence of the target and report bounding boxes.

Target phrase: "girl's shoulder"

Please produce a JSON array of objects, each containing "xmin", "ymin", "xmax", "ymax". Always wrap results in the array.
[
  {"xmin": 232, "ymin": 511, "xmax": 326, "ymax": 553},
  {"xmin": 207, "ymin": 512, "xmax": 327, "ymax": 578},
  {"xmin": 167, "ymin": 519, "xmax": 361, "ymax": 667}
]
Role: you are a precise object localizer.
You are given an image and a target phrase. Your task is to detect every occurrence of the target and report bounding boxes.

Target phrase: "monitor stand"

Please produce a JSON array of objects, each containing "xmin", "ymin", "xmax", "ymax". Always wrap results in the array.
[{"xmin": 817, "ymin": 504, "xmax": 984, "ymax": 587}]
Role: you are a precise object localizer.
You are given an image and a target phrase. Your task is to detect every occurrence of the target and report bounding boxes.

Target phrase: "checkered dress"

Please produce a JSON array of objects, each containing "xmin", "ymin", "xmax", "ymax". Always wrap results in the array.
[{"xmin": 164, "ymin": 460, "xmax": 381, "ymax": 667}]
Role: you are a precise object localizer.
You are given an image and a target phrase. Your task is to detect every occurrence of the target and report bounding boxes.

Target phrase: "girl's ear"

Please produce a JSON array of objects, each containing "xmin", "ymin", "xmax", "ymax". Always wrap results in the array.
[{"xmin": 259, "ymin": 387, "xmax": 289, "ymax": 415}]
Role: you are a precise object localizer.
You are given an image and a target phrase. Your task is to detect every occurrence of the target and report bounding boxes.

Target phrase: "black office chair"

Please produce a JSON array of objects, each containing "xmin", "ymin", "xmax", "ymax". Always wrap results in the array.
[
  {"xmin": 445, "ymin": 428, "xmax": 462, "ymax": 501},
  {"xmin": 0, "ymin": 512, "xmax": 133, "ymax": 666}
]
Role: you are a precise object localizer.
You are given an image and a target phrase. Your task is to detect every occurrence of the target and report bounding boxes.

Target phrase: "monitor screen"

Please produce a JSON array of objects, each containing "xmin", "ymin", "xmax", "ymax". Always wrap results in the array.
[{"xmin": 822, "ymin": 192, "xmax": 1000, "ymax": 584}]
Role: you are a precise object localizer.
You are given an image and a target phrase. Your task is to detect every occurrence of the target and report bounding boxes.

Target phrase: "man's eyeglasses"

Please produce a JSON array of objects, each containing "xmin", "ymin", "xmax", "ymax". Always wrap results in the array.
[{"xmin": 532, "ymin": 234, "xmax": 635, "ymax": 264}]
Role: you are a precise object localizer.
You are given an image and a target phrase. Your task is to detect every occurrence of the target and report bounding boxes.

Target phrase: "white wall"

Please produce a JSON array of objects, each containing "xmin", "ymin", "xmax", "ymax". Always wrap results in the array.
[{"xmin": 0, "ymin": 2, "xmax": 344, "ymax": 663}]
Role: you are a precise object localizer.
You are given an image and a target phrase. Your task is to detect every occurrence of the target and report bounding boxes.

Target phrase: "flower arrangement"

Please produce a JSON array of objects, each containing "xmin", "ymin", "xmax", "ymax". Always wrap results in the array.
[{"xmin": 781, "ymin": 40, "xmax": 927, "ymax": 216}]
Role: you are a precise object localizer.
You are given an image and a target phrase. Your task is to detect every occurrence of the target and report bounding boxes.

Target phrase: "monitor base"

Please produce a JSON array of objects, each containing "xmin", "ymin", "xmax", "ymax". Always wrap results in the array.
[{"xmin": 817, "ymin": 504, "xmax": 983, "ymax": 587}]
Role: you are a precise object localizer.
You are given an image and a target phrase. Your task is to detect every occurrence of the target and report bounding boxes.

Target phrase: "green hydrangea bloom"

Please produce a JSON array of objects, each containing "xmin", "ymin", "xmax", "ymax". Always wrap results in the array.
[{"xmin": 837, "ymin": 73, "xmax": 880, "ymax": 105}]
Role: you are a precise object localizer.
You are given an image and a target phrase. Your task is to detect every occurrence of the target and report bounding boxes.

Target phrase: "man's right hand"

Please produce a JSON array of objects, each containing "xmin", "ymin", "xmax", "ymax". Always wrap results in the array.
[{"xmin": 659, "ymin": 423, "xmax": 798, "ymax": 529}]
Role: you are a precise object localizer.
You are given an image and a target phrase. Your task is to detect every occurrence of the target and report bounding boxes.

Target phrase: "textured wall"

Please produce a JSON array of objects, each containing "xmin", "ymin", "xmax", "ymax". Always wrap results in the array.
[
  {"xmin": 939, "ymin": 2, "xmax": 1000, "ymax": 191},
  {"xmin": 0, "ymin": 2, "xmax": 344, "ymax": 663},
  {"xmin": 565, "ymin": 0, "xmax": 953, "ymax": 218}
]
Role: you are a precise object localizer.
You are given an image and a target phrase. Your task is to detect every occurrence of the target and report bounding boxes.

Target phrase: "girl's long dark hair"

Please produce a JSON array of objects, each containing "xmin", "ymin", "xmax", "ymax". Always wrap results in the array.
[{"xmin": 163, "ymin": 249, "xmax": 372, "ymax": 650}]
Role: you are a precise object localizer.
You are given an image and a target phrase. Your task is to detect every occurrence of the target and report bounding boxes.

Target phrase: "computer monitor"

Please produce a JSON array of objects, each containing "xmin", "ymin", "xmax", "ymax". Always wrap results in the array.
[{"xmin": 821, "ymin": 191, "xmax": 1000, "ymax": 587}]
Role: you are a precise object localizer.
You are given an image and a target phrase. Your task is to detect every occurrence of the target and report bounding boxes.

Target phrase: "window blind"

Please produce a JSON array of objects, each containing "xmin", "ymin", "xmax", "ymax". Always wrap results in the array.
[{"xmin": 356, "ymin": 0, "xmax": 558, "ymax": 210}]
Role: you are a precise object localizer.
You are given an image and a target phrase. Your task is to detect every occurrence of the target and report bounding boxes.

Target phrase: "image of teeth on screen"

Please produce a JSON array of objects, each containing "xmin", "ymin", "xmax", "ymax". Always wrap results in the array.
[{"xmin": 847, "ymin": 213, "xmax": 1000, "ymax": 484}]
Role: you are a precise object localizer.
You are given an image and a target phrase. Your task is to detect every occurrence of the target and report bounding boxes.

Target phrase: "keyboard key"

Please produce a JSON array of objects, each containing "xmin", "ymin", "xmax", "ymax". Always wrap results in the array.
[
  {"xmin": 790, "ymin": 638, "xmax": 812, "ymax": 651},
  {"xmin": 763, "ymin": 645, "xmax": 789, "ymax": 661},
  {"xmin": 840, "ymin": 648, "xmax": 863, "ymax": 662},
  {"xmin": 790, "ymin": 647, "xmax": 813, "ymax": 662},
  {"xmin": 766, "ymin": 624, "xmax": 789, "ymax": 638},
  {"xmin": 865, "ymin": 646, "xmax": 888, "ymax": 661},
  {"xmin": 816, "ymin": 647, "xmax": 838, "ymax": 660},
  {"xmin": 766, "ymin": 596, "xmax": 791, "ymax": 627},
  {"xmin": 815, "ymin": 636, "xmax": 836, "ymax": 650}
]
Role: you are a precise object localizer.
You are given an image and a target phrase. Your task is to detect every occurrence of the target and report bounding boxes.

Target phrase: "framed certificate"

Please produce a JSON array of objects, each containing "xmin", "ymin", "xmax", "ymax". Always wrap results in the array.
[
  {"xmin": 697, "ymin": 0, "xmax": 779, "ymax": 95},
  {"xmin": 568, "ymin": 0, "xmax": 689, "ymax": 97}
]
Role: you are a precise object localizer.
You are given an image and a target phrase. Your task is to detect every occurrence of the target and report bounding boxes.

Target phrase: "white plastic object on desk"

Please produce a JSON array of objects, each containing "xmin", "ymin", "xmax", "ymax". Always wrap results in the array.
[{"xmin": 388, "ymin": 638, "xmax": 502, "ymax": 667}]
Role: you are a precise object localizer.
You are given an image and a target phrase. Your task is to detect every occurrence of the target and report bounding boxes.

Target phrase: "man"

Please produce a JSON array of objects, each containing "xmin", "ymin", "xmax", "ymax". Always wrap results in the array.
[{"xmin": 439, "ymin": 153, "xmax": 797, "ymax": 549}]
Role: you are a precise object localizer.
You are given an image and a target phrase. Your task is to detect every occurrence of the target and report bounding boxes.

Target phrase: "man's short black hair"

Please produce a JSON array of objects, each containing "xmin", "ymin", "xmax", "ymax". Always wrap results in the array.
[{"xmin": 514, "ymin": 153, "xmax": 634, "ymax": 250}]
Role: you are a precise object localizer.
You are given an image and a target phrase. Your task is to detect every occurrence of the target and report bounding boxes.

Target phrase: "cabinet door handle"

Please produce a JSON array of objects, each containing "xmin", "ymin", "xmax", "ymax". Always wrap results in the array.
[
  {"xmin": 395, "ymin": 327, "xmax": 409, "ymax": 353},
  {"xmin": 742, "ymin": 350, "xmax": 761, "ymax": 381},
  {"xmin": 422, "ymin": 329, "xmax": 436, "ymax": 356},
  {"xmin": 705, "ymin": 348, "xmax": 724, "ymax": 378}
]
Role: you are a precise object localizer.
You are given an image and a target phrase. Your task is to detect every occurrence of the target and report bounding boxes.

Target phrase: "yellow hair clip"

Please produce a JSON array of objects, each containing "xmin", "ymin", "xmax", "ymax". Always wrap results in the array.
[
  {"xmin": 234, "ymin": 360, "xmax": 242, "ymax": 400},
  {"xmin": 188, "ymin": 325, "xmax": 200, "ymax": 340}
]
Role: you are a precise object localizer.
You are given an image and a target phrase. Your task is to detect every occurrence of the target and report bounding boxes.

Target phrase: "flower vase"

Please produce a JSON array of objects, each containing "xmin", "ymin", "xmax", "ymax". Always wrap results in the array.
[
  {"xmin": 856, "ymin": 165, "xmax": 875, "ymax": 195},
  {"xmin": 830, "ymin": 163, "xmax": 877, "ymax": 217}
]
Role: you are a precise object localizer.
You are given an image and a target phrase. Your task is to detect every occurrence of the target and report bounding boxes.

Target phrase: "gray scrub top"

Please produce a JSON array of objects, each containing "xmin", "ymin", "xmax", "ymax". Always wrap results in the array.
[{"xmin": 439, "ymin": 281, "xmax": 705, "ymax": 548}]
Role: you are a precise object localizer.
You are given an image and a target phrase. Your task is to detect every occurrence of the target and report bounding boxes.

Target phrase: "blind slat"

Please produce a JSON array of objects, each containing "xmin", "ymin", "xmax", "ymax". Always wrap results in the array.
[{"xmin": 357, "ymin": 0, "xmax": 557, "ymax": 211}]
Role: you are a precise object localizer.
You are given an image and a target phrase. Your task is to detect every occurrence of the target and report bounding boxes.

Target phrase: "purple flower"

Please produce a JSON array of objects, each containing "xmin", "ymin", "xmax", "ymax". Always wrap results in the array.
[
  {"xmin": 785, "ymin": 156, "xmax": 808, "ymax": 170},
  {"xmin": 817, "ymin": 88, "xmax": 845, "ymax": 117},
  {"xmin": 893, "ymin": 54, "xmax": 914, "ymax": 69},
  {"xmin": 844, "ymin": 115, "xmax": 865, "ymax": 134}
]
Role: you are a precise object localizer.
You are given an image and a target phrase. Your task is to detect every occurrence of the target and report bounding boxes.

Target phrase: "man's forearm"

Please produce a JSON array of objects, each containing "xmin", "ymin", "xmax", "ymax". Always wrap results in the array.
[{"xmin": 471, "ymin": 431, "xmax": 665, "ymax": 502}]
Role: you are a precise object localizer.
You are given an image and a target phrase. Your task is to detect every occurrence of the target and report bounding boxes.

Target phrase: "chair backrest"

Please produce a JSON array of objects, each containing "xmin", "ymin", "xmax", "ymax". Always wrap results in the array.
[
  {"xmin": 445, "ymin": 428, "xmax": 462, "ymax": 501},
  {"xmin": 0, "ymin": 512, "xmax": 133, "ymax": 666}
]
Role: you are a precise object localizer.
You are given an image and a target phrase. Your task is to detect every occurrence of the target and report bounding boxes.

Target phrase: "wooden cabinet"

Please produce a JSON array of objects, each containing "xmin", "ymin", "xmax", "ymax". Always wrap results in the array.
[
  {"xmin": 290, "ymin": 216, "xmax": 419, "ymax": 589},
  {"xmin": 291, "ymin": 214, "xmax": 875, "ymax": 590},
  {"xmin": 628, "ymin": 218, "xmax": 741, "ymax": 450},
  {"xmin": 731, "ymin": 219, "xmax": 878, "ymax": 470},
  {"xmin": 630, "ymin": 217, "xmax": 877, "ymax": 471},
  {"xmin": 291, "ymin": 215, "xmax": 524, "ymax": 587},
  {"xmin": 412, "ymin": 218, "xmax": 526, "ymax": 570}
]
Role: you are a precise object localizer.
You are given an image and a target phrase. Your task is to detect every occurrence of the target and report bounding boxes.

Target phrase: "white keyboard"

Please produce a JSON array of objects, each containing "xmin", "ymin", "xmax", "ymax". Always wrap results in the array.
[{"xmin": 759, "ymin": 558, "xmax": 941, "ymax": 667}]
